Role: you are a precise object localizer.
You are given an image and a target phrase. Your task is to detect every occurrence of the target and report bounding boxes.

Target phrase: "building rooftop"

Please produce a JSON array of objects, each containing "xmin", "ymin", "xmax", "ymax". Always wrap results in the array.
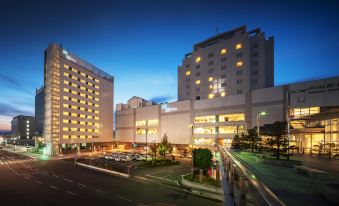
[{"xmin": 52, "ymin": 43, "xmax": 114, "ymax": 83}]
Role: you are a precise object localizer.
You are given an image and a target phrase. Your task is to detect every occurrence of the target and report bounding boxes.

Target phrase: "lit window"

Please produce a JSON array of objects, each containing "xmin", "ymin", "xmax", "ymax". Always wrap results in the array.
[
  {"xmin": 194, "ymin": 116, "xmax": 216, "ymax": 123},
  {"xmin": 80, "ymin": 79, "xmax": 86, "ymax": 84},
  {"xmin": 148, "ymin": 120, "xmax": 158, "ymax": 126},
  {"xmin": 64, "ymin": 72, "xmax": 69, "ymax": 77},
  {"xmin": 219, "ymin": 126, "xmax": 240, "ymax": 134},
  {"xmin": 208, "ymin": 77, "xmax": 213, "ymax": 82},
  {"xmin": 235, "ymin": 43, "xmax": 242, "ymax": 50},
  {"xmin": 95, "ymin": 79, "xmax": 99, "ymax": 83},
  {"xmin": 63, "ymin": 112, "xmax": 69, "ymax": 116},
  {"xmin": 94, "ymin": 117, "xmax": 99, "ymax": 120},
  {"xmin": 195, "ymin": 80, "xmax": 201, "ymax": 85},
  {"xmin": 195, "ymin": 56, "xmax": 201, "ymax": 63},
  {"xmin": 136, "ymin": 120, "xmax": 146, "ymax": 127},
  {"xmin": 94, "ymin": 85, "xmax": 99, "ymax": 89},
  {"xmin": 185, "ymin": 71, "xmax": 191, "ymax": 76},
  {"xmin": 208, "ymin": 93, "xmax": 214, "ymax": 99},
  {"xmin": 63, "ymin": 119, "xmax": 68, "ymax": 123},
  {"xmin": 136, "ymin": 128, "xmax": 145, "ymax": 135},
  {"xmin": 220, "ymin": 48, "xmax": 227, "ymax": 54},
  {"xmin": 194, "ymin": 127, "xmax": 215, "ymax": 134},
  {"xmin": 62, "ymin": 127, "xmax": 69, "ymax": 131},
  {"xmin": 213, "ymin": 85, "xmax": 217, "ymax": 89},
  {"xmin": 88, "ymin": 82, "xmax": 93, "ymax": 86},
  {"xmin": 236, "ymin": 61, "xmax": 243, "ymax": 67},
  {"xmin": 71, "ymin": 68, "xmax": 77, "ymax": 73},
  {"xmin": 64, "ymin": 64, "xmax": 69, "ymax": 69},
  {"xmin": 63, "ymin": 96, "xmax": 69, "ymax": 100},
  {"xmin": 148, "ymin": 128, "xmax": 158, "ymax": 134},
  {"xmin": 209, "ymin": 85, "xmax": 213, "ymax": 90},
  {"xmin": 64, "ymin": 80, "xmax": 69, "ymax": 84},
  {"xmin": 71, "ymin": 135, "xmax": 77, "ymax": 139},
  {"xmin": 219, "ymin": 113, "xmax": 245, "ymax": 122},
  {"xmin": 71, "ymin": 113, "xmax": 77, "ymax": 117},
  {"xmin": 80, "ymin": 135, "xmax": 86, "ymax": 139},
  {"xmin": 221, "ymin": 91, "xmax": 226, "ymax": 97}
]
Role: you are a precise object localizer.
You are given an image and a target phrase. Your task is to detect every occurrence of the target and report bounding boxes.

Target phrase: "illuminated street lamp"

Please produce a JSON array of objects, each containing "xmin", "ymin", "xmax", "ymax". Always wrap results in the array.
[
  {"xmin": 188, "ymin": 123, "xmax": 194, "ymax": 175},
  {"xmin": 257, "ymin": 111, "xmax": 267, "ymax": 138}
]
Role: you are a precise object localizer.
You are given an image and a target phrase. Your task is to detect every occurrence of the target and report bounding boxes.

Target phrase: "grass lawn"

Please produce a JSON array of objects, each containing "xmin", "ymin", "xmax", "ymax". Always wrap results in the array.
[{"xmin": 232, "ymin": 151, "xmax": 334, "ymax": 206}]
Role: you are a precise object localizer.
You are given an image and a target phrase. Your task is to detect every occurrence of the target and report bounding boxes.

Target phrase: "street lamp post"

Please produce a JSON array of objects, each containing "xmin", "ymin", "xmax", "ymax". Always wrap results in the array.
[{"xmin": 257, "ymin": 111, "xmax": 267, "ymax": 138}]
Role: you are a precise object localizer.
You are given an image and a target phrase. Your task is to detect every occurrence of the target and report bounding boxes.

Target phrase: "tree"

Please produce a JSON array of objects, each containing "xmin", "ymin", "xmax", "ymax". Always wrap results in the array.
[
  {"xmin": 245, "ymin": 129, "xmax": 261, "ymax": 152},
  {"xmin": 193, "ymin": 148, "xmax": 213, "ymax": 182},
  {"xmin": 149, "ymin": 141, "xmax": 158, "ymax": 160},
  {"xmin": 158, "ymin": 134, "xmax": 172, "ymax": 159},
  {"xmin": 265, "ymin": 121, "xmax": 287, "ymax": 160},
  {"xmin": 231, "ymin": 134, "xmax": 241, "ymax": 149}
]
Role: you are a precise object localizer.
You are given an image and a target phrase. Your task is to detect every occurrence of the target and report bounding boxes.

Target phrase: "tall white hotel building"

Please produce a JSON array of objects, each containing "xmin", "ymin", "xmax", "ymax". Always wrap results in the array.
[{"xmin": 44, "ymin": 44, "xmax": 113, "ymax": 156}]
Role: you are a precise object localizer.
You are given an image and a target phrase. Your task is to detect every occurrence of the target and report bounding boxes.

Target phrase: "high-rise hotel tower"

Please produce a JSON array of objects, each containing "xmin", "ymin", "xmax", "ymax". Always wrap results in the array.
[
  {"xmin": 44, "ymin": 44, "xmax": 113, "ymax": 156},
  {"xmin": 178, "ymin": 25, "xmax": 274, "ymax": 101}
]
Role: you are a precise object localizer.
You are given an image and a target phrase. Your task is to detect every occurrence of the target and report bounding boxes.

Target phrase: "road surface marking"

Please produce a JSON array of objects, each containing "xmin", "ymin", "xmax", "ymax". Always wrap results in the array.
[
  {"xmin": 78, "ymin": 183, "xmax": 87, "ymax": 188},
  {"xmin": 65, "ymin": 191, "xmax": 77, "ymax": 196},
  {"xmin": 24, "ymin": 177, "xmax": 30, "ymax": 180},
  {"xmin": 96, "ymin": 189, "xmax": 105, "ymax": 194},
  {"xmin": 49, "ymin": 185, "xmax": 58, "ymax": 190},
  {"xmin": 64, "ymin": 178, "xmax": 74, "ymax": 183},
  {"xmin": 52, "ymin": 174, "xmax": 58, "ymax": 178},
  {"xmin": 116, "ymin": 195, "xmax": 132, "ymax": 202},
  {"xmin": 145, "ymin": 174, "xmax": 178, "ymax": 183},
  {"xmin": 34, "ymin": 180, "xmax": 42, "ymax": 184}
]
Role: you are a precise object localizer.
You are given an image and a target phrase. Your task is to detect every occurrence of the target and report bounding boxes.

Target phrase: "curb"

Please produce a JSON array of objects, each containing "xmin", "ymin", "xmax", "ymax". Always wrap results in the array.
[{"xmin": 76, "ymin": 162, "xmax": 130, "ymax": 178}]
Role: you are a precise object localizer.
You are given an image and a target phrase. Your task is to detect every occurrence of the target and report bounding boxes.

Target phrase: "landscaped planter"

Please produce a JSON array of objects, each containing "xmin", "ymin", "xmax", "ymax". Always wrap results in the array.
[
  {"xmin": 181, "ymin": 175, "xmax": 224, "ymax": 201},
  {"xmin": 256, "ymin": 156, "xmax": 302, "ymax": 167}
]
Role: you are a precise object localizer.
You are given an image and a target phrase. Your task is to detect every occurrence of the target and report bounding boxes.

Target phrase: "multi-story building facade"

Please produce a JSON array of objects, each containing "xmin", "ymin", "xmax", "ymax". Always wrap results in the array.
[
  {"xmin": 11, "ymin": 115, "xmax": 35, "ymax": 139},
  {"xmin": 35, "ymin": 86, "xmax": 45, "ymax": 135},
  {"xmin": 178, "ymin": 25, "xmax": 274, "ymax": 101},
  {"xmin": 44, "ymin": 44, "xmax": 114, "ymax": 156},
  {"xmin": 116, "ymin": 77, "xmax": 339, "ymax": 155}
]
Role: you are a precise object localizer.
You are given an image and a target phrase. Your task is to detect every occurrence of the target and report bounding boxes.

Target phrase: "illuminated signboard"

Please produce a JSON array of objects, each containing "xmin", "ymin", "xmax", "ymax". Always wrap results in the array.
[{"xmin": 161, "ymin": 104, "xmax": 177, "ymax": 113}]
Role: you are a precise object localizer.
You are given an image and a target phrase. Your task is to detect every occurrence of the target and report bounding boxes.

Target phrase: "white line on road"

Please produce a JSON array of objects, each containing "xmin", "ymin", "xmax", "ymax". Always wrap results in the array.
[
  {"xmin": 116, "ymin": 195, "xmax": 132, "ymax": 202},
  {"xmin": 78, "ymin": 183, "xmax": 87, "ymax": 188},
  {"xmin": 96, "ymin": 189, "xmax": 105, "ymax": 194},
  {"xmin": 49, "ymin": 185, "xmax": 58, "ymax": 190},
  {"xmin": 64, "ymin": 178, "xmax": 74, "ymax": 183},
  {"xmin": 145, "ymin": 174, "xmax": 178, "ymax": 183},
  {"xmin": 24, "ymin": 177, "xmax": 30, "ymax": 180},
  {"xmin": 65, "ymin": 191, "xmax": 77, "ymax": 196},
  {"xmin": 52, "ymin": 174, "xmax": 58, "ymax": 178},
  {"xmin": 34, "ymin": 180, "xmax": 42, "ymax": 184}
]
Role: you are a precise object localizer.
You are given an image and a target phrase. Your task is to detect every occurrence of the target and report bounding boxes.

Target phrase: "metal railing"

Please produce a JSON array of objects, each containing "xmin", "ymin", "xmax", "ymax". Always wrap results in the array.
[{"xmin": 218, "ymin": 146, "xmax": 285, "ymax": 206}]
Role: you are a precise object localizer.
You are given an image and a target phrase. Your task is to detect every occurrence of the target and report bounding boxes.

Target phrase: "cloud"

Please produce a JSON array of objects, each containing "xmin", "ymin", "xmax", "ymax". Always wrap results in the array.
[
  {"xmin": 0, "ymin": 74, "xmax": 34, "ymax": 95},
  {"xmin": 149, "ymin": 95, "xmax": 174, "ymax": 103},
  {"xmin": 0, "ymin": 102, "xmax": 34, "ymax": 117}
]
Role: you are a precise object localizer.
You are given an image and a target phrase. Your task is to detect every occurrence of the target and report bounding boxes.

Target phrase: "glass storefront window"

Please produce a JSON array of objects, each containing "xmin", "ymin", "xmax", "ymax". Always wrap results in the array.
[
  {"xmin": 194, "ymin": 116, "xmax": 216, "ymax": 123},
  {"xmin": 136, "ymin": 120, "xmax": 146, "ymax": 127},
  {"xmin": 194, "ymin": 127, "xmax": 215, "ymax": 134},
  {"xmin": 219, "ymin": 113, "xmax": 245, "ymax": 122}
]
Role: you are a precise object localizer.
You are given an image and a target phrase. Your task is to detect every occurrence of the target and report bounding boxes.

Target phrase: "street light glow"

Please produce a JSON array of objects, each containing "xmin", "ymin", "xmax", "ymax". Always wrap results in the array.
[{"xmin": 259, "ymin": 111, "xmax": 267, "ymax": 116}]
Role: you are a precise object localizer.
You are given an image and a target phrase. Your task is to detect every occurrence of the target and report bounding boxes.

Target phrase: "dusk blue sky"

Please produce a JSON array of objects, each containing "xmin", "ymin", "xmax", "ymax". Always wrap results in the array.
[{"xmin": 0, "ymin": 0, "xmax": 338, "ymax": 130}]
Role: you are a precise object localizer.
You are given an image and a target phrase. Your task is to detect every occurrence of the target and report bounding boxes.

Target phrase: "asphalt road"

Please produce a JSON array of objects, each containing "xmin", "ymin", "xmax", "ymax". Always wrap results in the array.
[{"xmin": 0, "ymin": 149, "xmax": 221, "ymax": 206}]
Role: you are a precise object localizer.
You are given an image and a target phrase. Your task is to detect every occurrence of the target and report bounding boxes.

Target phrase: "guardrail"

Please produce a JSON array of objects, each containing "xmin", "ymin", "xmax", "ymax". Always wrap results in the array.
[{"xmin": 218, "ymin": 146, "xmax": 285, "ymax": 206}]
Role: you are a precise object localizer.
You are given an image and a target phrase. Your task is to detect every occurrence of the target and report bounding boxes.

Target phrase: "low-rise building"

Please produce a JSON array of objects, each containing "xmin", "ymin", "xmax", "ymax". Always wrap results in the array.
[
  {"xmin": 11, "ymin": 115, "xmax": 35, "ymax": 139},
  {"xmin": 116, "ymin": 76, "xmax": 339, "ymax": 154}
]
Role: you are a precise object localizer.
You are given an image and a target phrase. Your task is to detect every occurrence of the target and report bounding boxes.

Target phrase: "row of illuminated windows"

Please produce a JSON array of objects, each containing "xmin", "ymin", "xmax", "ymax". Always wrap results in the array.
[
  {"xmin": 64, "ymin": 64, "xmax": 100, "ymax": 83},
  {"xmin": 62, "ymin": 119, "xmax": 98, "ymax": 126},
  {"xmin": 63, "ymin": 87, "xmax": 99, "ymax": 101},
  {"xmin": 62, "ymin": 127, "xmax": 99, "ymax": 132},
  {"xmin": 136, "ymin": 128, "xmax": 158, "ymax": 135},
  {"xmin": 194, "ymin": 113, "xmax": 245, "ymax": 123},
  {"xmin": 194, "ymin": 43, "xmax": 242, "ymax": 63},
  {"xmin": 63, "ymin": 79, "xmax": 100, "ymax": 95},
  {"xmin": 135, "ymin": 120, "xmax": 159, "ymax": 127},
  {"xmin": 194, "ymin": 126, "xmax": 245, "ymax": 134},
  {"xmin": 208, "ymin": 91, "xmax": 228, "ymax": 99},
  {"xmin": 62, "ymin": 135, "xmax": 96, "ymax": 139},
  {"xmin": 63, "ymin": 104, "xmax": 99, "ymax": 114},
  {"xmin": 63, "ymin": 96, "xmax": 99, "ymax": 107},
  {"xmin": 290, "ymin": 107, "xmax": 320, "ymax": 118},
  {"xmin": 186, "ymin": 61, "xmax": 243, "ymax": 77},
  {"xmin": 63, "ymin": 72, "xmax": 99, "ymax": 89},
  {"xmin": 62, "ymin": 112, "xmax": 99, "ymax": 120}
]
